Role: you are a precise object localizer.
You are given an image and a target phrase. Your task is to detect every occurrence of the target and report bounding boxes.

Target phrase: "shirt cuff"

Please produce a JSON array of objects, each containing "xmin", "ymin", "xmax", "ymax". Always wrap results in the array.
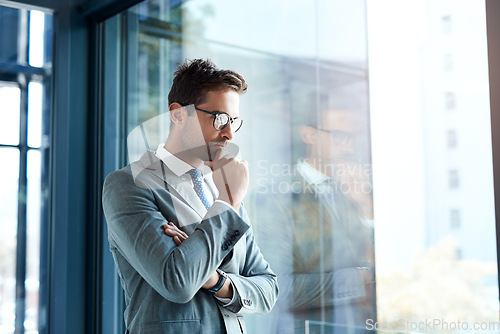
[
  {"xmin": 332, "ymin": 267, "xmax": 367, "ymax": 302},
  {"xmin": 214, "ymin": 200, "xmax": 240, "ymax": 217}
]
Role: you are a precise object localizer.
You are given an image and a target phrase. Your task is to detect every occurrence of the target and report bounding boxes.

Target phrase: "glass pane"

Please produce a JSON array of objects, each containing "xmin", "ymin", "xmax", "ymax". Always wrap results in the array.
[
  {"xmin": 0, "ymin": 148, "xmax": 19, "ymax": 333},
  {"xmin": 0, "ymin": 84, "xmax": 20, "ymax": 146},
  {"xmin": 368, "ymin": 0, "xmax": 498, "ymax": 331},
  {"xmin": 28, "ymin": 82, "xmax": 43, "ymax": 148},
  {"xmin": 110, "ymin": 0, "xmax": 375, "ymax": 333},
  {"xmin": 0, "ymin": 6, "xmax": 19, "ymax": 63},
  {"xmin": 29, "ymin": 10, "xmax": 45, "ymax": 68},
  {"xmin": 25, "ymin": 149, "xmax": 41, "ymax": 334},
  {"xmin": 104, "ymin": 0, "xmax": 498, "ymax": 332}
]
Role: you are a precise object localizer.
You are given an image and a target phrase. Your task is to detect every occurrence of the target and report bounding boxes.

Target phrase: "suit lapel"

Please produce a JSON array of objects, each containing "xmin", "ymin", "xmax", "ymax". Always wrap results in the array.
[{"xmin": 137, "ymin": 151, "xmax": 208, "ymax": 219}]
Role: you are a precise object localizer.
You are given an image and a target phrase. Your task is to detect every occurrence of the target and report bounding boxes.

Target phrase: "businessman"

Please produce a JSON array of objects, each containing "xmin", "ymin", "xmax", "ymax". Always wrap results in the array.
[
  {"xmin": 102, "ymin": 59, "xmax": 278, "ymax": 333},
  {"xmin": 255, "ymin": 106, "xmax": 375, "ymax": 334}
]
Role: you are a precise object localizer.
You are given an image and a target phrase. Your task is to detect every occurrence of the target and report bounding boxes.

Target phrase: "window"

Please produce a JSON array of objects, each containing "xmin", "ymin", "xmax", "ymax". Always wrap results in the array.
[
  {"xmin": 447, "ymin": 129, "xmax": 457, "ymax": 148},
  {"xmin": 0, "ymin": 5, "xmax": 52, "ymax": 334},
  {"xmin": 369, "ymin": 0, "xmax": 496, "ymax": 329},
  {"xmin": 450, "ymin": 209, "xmax": 461, "ymax": 228},
  {"xmin": 442, "ymin": 15, "xmax": 452, "ymax": 34},
  {"xmin": 444, "ymin": 53, "xmax": 454, "ymax": 71},
  {"xmin": 98, "ymin": 0, "xmax": 498, "ymax": 332},
  {"xmin": 445, "ymin": 91, "xmax": 456, "ymax": 110},
  {"xmin": 448, "ymin": 169, "xmax": 459, "ymax": 188},
  {"xmin": 102, "ymin": 0, "xmax": 373, "ymax": 332}
]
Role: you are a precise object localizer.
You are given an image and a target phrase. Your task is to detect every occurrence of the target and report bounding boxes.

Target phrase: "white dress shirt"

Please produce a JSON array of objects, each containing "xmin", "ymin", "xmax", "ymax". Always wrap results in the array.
[{"xmin": 155, "ymin": 143, "xmax": 239, "ymax": 306}]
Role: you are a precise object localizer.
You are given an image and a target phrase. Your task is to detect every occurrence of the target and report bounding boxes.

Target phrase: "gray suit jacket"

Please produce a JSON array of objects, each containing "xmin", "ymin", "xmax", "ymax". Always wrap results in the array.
[{"xmin": 102, "ymin": 151, "xmax": 278, "ymax": 334}]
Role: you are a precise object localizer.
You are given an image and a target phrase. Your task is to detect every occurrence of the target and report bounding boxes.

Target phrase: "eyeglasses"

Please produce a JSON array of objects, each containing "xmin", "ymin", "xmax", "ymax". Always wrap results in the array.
[
  {"xmin": 315, "ymin": 128, "xmax": 353, "ymax": 145},
  {"xmin": 181, "ymin": 104, "xmax": 243, "ymax": 132}
]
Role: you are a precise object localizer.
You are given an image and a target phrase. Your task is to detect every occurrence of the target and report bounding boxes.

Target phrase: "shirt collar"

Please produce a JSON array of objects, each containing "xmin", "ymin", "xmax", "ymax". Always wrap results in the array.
[
  {"xmin": 296, "ymin": 159, "xmax": 330, "ymax": 185},
  {"xmin": 155, "ymin": 144, "xmax": 212, "ymax": 177}
]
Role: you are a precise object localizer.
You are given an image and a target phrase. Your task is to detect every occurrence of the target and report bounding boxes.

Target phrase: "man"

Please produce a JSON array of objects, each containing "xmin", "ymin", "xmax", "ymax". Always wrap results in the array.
[
  {"xmin": 257, "ymin": 107, "xmax": 375, "ymax": 333},
  {"xmin": 102, "ymin": 59, "xmax": 278, "ymax": 333},
  {"xmin": 291, "ymin": 108, "xmax": 375, "ymax": 333}
]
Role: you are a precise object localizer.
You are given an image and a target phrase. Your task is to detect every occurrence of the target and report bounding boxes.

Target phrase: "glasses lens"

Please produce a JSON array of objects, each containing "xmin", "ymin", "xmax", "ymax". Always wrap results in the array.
[
  {"xmin": 232, "ymin": 119, "xmax": 243, "ymax": 132},
  {"xmin": 332, "ymin": 131, "xmax": 351, "ymax": 145},
  {"xmin": 214, "ymin": 114, "xmax": 229, "ymax": 130}
]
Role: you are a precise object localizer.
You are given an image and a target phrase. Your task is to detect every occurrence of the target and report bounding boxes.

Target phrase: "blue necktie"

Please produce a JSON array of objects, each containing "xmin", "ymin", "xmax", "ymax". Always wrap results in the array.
[{"xmin": 188, "ymin": 168, "xmax": 211, "ymax": 210}]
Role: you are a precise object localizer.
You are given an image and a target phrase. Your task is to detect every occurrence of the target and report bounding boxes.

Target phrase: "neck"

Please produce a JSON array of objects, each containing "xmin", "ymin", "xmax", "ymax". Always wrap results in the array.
[{"xmin": 164, "ymin": 138, "xmax": 203, "ymax": 169}]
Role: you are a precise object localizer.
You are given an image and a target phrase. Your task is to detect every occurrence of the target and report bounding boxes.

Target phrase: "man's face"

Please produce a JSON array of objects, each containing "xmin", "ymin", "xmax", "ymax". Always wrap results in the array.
[
  {"xmin": 313, "ymin": 109, "xmax": 357, "ymax": 162},
  {"xmin": 182, "ymin": 89, "xmax": 240, "ymax": 162}
]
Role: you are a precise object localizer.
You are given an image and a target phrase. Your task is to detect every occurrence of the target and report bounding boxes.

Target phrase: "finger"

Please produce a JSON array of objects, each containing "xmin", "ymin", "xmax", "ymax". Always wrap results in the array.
[
  {"xmin": 173, "ymin": 236, "xmax": 182, "ymax": 246},
  {"xmin": 219, "ymin": 146, "xmax": 236, "ymax": 160},
  {"xmin": 164, "ymin": 222, "xmax": 175, "ymax": 230},
  {"xmin": 179, "ymin": 230, "xmax": 188, "ymax": 239},
  {"xmin": 164, "ymin": 227, "xmax": 179, "ymax": 237},
  {"xmin": 211, "ymin": 151, "xmax": 232, "ymax": 170},
  {"xmin": 167, "ymin": 222, "xmax": 189, "ymax": 239},
  {"xmin": 165, "ymin": 227, "xmax": 188, "ymax": 242},
  {"xmin": 220, "ymin": 142, "xmax": 239, "ymax": 159}
]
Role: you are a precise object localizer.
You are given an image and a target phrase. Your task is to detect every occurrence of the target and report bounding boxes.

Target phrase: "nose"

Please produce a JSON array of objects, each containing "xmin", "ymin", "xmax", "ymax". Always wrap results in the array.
[
  {"xmin": 342, "ymin": 141, "xmax": 354, "ymax": 154},
  {"xmin": 220, "ymin": 122, "xmax": 234, "ymax": 141}
]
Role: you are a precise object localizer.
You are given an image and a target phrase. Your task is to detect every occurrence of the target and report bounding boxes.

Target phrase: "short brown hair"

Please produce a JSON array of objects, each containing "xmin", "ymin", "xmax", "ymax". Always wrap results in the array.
[{"xmin": 168, "ymin": 58, "xmax": 248, "ymax": 106}]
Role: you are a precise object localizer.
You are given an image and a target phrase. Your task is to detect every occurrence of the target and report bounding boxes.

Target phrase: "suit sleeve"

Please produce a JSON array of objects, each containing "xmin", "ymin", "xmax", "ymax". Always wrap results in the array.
[
  {"xmin": 223, "ymin": 207, "xmax": 279, "ymax": 315},
  {"xmin": 102, "ymin": 168, "xmax": 251, "ymax": 304}
]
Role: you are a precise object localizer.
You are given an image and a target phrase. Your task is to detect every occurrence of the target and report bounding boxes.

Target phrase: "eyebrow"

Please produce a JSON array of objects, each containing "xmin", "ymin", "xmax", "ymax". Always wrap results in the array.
[
  {"xmin": 212, "ymin": 111, "xmax": 241, "ymax": 119},
  {"xmin": 209, "ymin": 110, "xmax": 225, "ymax": 114},
  {"xmin": 196, "ymin": 107, "xmax": 240, "ymax": 119}
]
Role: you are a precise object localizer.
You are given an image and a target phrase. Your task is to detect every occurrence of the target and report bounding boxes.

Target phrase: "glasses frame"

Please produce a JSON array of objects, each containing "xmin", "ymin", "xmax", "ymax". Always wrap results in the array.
[
  {"xmin": 179, "ymin": 103, "xmax": 243, "ymax": 132},
  {"xmin": 315, "ymin": 128, "xmax": 353, "ymax": 145}
]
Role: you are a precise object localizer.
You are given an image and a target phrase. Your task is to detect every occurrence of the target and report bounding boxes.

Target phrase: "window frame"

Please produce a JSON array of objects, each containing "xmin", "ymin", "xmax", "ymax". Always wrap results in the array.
[{"xmin": 0, "ymin": 5, "xmax": 52, "ymax": 333}]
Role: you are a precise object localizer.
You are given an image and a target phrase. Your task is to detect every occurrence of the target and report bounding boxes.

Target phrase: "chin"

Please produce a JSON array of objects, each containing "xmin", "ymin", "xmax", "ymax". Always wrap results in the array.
[{"xmin": 206, "ymin": 143, "xmax": 223, "ymax": 159}]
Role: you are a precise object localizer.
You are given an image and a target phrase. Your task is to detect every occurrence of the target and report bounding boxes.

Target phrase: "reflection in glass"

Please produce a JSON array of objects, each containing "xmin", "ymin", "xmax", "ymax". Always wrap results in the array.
[
  {"xmin": 104, "ymin": 0, "xmax": 498, "ymax": 332},
  {"xmin": 0, "ymin": 85, "xmax": 20, "ymax": 146},
  {"xmin": 0, "ymin": 148, "xmax": 20, "ymax": 333},
  {"xmin": 114, "ymin": 0, "xmax": 375, "ymax": 333}
]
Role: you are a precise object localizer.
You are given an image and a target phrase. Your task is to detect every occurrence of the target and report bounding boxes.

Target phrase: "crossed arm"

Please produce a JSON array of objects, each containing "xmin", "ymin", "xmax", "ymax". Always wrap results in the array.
[
  {"xmin": 103, "ymin": 168, "xmax": 278, "ymax": 312},
  {"xmin": 163, "ymin": 222, "xmax": 233, "ymax": 299}
]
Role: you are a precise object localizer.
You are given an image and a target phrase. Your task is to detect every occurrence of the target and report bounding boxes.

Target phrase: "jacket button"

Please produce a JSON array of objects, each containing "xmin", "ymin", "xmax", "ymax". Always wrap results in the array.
[
  {"xmin": 222, "ymin": 244, "xmax": 228, "ymax": 251},
  {"xmin": 234, "ymin": 230, "xmax": 240, "ymax": 236}
]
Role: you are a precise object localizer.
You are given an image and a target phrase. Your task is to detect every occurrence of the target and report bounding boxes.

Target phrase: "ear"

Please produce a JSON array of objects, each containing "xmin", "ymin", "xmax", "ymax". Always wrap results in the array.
[
  {"xmin": 169, "ymin": 103, "xmax": 187, "ymax": 127},
  {"xmin": 298, "ymin": 125, "xmax": 318, "ymax": 145}
]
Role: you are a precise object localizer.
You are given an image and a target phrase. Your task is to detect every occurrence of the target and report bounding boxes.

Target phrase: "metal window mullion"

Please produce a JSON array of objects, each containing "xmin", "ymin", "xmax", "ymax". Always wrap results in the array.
[
  {"xmin": 0, "ymin": 143, "xmax": 21, "ymax": 149},
  {"xmin": 38, "ymin": 13, "xmax": 53, "ymax": 334},
  {"xmin": 14, "ymin": 6, "xmax": 30, "ymax": 333},
  {"xmin": 14, "ymin": 75, "xmax": 29, "ymax": 334}
]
